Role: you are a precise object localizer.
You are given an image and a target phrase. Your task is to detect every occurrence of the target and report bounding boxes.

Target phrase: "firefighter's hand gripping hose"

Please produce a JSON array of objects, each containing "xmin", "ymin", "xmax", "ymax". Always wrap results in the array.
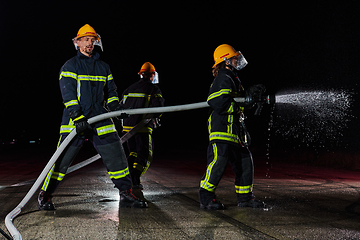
[{"xmin": 4, "ymin": 95, "xmax": 274, "ymax": 240}]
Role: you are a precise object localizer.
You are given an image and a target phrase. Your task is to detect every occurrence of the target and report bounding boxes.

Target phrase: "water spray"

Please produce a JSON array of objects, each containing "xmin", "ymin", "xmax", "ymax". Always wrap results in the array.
[{"xmin": 273, "ymin": 89, "xmax": 353, "ymax": 148}]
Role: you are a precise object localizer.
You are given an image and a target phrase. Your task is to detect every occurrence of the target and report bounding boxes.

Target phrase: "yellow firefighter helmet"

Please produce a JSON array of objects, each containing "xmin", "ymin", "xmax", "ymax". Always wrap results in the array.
[
  {"xmin": 138, "ymin": 62, "xmax": 156, "ymax": 74},
  {"xmin": 212, "ymin": 44, "xmax": 241, "ymax": 68},
  {"xmin": 74, "ymin": 24, "xmax": 99, "ymax": 41}
]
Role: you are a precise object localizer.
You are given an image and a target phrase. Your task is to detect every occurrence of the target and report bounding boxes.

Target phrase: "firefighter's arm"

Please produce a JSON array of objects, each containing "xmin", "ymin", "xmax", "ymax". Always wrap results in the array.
[
  {"xmin": 59, "ymin": 69, "xmax": 90, "ymax": 134},
  {"xmin": 149, "ymin": 86, "xmax": 165, "ymax": 118},
  {"xmin": 59, "ymin": 69, "xmax": 82, "ymax": 117},
  {"xmin": 150, "ymin": 93, "xmax": 164, "ymax": 108},
  {"xmin": 105, "ymin": 72, "xmax": 120, "ymax": 111},
  {"xmin": 105, "ymin": 74, "xmax": 128, "ymax": 119},
  {"xmin": 207, "ymin": 78, "xmax": 238, "ymax": 115}
]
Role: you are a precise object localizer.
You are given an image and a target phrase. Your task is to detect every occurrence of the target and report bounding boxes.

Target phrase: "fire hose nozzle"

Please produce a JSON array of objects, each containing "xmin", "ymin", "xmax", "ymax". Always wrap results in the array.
[
  {"xmin": 265, "ymin": 94, "xmax": 276, "ymax": 105},
  {"xmin": 254, "ymin": 94, "xmax": 275, "ymax": 115}
]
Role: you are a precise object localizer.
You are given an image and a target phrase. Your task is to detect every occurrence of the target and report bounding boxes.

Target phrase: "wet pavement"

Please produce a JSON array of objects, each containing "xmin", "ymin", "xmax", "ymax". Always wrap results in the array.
[{"xmin": 1, "ymin": 147, "xmax": 360, "ymax": 239}]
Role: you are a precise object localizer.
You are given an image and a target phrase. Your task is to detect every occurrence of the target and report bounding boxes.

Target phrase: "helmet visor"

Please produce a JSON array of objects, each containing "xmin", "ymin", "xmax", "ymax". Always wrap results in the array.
[
  {"xmin": 234, "ymin": 52, "xmax": 248, "ymax": 70},
  {"xmin": 152, "ymin": 71, "xmax": 159, "ymax": 84},
  {"xmin": 94, "ymin": 33, "xmax": 103, "ymax": 51}
]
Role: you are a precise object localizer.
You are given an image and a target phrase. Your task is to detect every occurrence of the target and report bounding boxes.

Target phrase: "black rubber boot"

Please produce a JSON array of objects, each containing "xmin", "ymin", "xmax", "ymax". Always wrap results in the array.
[
  {"xmin": 238, "ymin": 197, "xmax": 265, "ymax": 208},
  {"xmin": 119, "ymin": 189, "xmax": 148, "ymax": 208},
  {"xmin": 37, "ymin": 190, "xmax": 55, "ymax": 210},
  {"xmin": 199, "ymin": 188, "xmax": 225, "ymax": 210},
  {"xmin": 130, "ymin": 168, "xmax": 143, "ymax": 189},
  {"xmin": 200, "ymin": 199, "xmax": 225, "ymax": 210}
]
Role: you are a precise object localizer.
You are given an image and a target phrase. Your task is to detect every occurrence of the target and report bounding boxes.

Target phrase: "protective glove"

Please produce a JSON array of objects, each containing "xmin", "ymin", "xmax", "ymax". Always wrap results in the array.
[
  {"xmin": 241, "ymin": 84, "xmax": 266, "ymax": 109},
  {"xmin": 246, "ymin": 84, "xmax": 268, "ymax": 115},
  {"xmin": 108, "ymin": 102, "xmax": 130, "ymax": 119},
  {"xmin": 74, "ymin": 118, "xmax": 92, "ymax": 135},
  {"xmin": 246, "ymin": 84, "xmax": 266, "ymax": 101},
  {"xmin": 70, "ymin": 109, "xmax": 92, "ymax": 135}
]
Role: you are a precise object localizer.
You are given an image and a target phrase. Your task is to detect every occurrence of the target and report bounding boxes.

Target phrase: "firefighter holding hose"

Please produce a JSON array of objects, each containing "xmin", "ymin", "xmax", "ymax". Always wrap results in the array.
[
  {"xmin": 38, "ymin": 24, "xmax": 147, "ymax": 210},
  {"xmin": 120, "ymin": 62, "xmax": 164, "ymax": 188},
  {"xmin": 198, "ymin": 44, "xmax": 265, "ymax": 209}
]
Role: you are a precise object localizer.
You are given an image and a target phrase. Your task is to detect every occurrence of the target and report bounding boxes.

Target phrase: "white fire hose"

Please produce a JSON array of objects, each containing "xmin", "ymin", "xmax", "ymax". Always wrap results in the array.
[{"xmin": 5, "ymin": 98, "xmax": 247, "ymax": 240}]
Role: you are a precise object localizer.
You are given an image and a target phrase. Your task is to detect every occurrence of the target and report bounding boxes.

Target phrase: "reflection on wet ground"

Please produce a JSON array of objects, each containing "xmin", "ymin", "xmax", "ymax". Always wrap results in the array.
[{"xmin": 1, "ymin": 151, "xmax": 360, "ymax": 239}]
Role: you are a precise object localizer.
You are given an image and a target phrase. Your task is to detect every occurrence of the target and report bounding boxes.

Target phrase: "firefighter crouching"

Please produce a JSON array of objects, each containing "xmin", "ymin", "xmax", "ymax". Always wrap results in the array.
[
  {"xmin": 121, "ymin": 62, "xmax": 165, "ymax": 188},
  {"xmin": 198, "ymin": 44, "xmax": 265, "ymax": 210},
  {"xmin": 38, "ymin": 24, "xmax": 147, "ymax": 210}
]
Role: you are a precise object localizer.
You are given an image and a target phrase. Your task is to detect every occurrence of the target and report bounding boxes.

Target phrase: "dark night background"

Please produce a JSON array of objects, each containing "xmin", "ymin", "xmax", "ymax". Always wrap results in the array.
[{"xmin": 1, "ymin": 1, "xmax": 360, "ymax": 167}]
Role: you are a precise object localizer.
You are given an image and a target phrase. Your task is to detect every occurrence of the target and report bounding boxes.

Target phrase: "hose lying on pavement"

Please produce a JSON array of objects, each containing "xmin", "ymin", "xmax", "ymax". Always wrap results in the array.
[{"xmin": 5, "ymin": 98, "xmax": 247, "ymax": 240}]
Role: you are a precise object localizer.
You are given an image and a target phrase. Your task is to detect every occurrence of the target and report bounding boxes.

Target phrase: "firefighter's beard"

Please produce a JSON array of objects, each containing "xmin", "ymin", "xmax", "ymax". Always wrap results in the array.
[{"xmin": 80, "ymin": 45, "xmax": 94, "ymax": 56}]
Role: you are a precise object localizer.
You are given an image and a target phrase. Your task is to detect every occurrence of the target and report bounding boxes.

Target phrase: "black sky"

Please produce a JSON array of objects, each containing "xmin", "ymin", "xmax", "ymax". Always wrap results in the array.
[{"xmin": 1, "ymin": 1, "xmax": 360, "ymax": 152}]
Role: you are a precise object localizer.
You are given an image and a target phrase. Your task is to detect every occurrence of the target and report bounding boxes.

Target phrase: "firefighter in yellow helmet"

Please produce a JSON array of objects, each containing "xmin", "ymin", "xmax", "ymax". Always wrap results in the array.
[
  {"xmin": 37, "ymin": 24, "xmax": 147, "ymax": 210},
  {"xmin": 72, "ymin": 24, "xmax": 103, "ymax": 52},
  {"xmin": 120, "ymin": 62, "xmax": 164, "ymax": 188},
  {"xmin": 198, "ymin": 44, "xmax": 265, "ymax": 209}
]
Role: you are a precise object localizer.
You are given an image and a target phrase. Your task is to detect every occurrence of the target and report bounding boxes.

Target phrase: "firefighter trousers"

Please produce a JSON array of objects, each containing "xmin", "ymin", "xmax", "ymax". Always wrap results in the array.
[
  {"xmin": 126, "ymin": 132, "xmax": 153, "ymax": 185},
  {"xmin": 199, "ymin": 142, "xmax": 254, "ymax": 204},
  {"xmin": 41, "ymin": 131, "xmax": 132, "ymax": 194}
]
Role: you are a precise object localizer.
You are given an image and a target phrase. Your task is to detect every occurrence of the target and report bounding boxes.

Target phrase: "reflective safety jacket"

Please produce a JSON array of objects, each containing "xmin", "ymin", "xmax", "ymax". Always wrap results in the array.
[
  {"xmin": 120, "ymin": 78, "xmax": 164, "ymax": 134},
  {"xmin": 59, "ymin": 51, "xmax": 120, "ymax": 136},
  {"xmin": 207, "ymin": 68, "xmax": 243, "ymax": 145}
]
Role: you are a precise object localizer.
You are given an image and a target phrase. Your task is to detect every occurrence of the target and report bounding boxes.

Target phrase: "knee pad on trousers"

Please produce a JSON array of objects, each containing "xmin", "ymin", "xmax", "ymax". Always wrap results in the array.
[
  {"xmin": 96, "ymin": 141, "xmax": 128, "ymax": 171},
  {"xmin": 97, "ymin": 141, "xmax": 132, "ymax": 191}
]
